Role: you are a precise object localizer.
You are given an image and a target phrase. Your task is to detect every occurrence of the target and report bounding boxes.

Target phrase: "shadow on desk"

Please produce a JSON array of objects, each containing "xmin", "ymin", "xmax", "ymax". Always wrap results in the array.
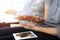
[
  {"xmin": 0, "ymin": 32, "xmax": 60, "ymax": 40},
  {"xmin": 0, "ymin": 31, "xmax": 60, "ymax": 40},
  {"xmin": 0, "ymin": 25, "xmax": 59, "ymax": 40}
]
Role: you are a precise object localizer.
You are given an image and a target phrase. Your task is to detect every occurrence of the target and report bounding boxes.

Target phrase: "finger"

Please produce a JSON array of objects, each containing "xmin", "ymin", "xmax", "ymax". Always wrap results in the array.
[
  {"xmin": 19, "ymin": 22, "xmax": 27, "ymax": 27},
  {"xmin": 17, "ymin": 16, "xmax": 24, "ymax": 20},
  {"xmin": 19, "ymin": 22, "xmax": 24, "ymax": 26},
  {"xmin": 21, "ymin": 24, "xmax": 30, "ymax": 27}
]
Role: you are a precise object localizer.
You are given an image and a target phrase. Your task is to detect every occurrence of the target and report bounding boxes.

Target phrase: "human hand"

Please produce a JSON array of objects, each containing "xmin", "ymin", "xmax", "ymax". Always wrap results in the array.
[
  {"xmin": 17, "ymin": 16, "xmax": 25, "ymax": 20},
  {"xmin": 19, "ymin": 22, "xmax": 38, "ymax": 30},
  {"xmin": 17, "ymin": 16, "xmax": 41, "ymax": 23}
]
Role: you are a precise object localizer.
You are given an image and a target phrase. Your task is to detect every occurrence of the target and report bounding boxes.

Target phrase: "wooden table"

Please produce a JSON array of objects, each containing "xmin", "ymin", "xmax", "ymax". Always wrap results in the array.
[{"xmin": 0, "ymin": 22, "xmax": 19, "ymax": 27}]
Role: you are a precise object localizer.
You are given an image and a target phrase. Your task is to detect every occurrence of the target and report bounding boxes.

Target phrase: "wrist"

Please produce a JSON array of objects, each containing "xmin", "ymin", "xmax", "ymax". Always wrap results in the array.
[
  {"xmin": 32, "ymin": 26, "xmax": 39, "ymax": 31},
  {"xmin": 33, "ymin": 26, "xmax": 44, "ymax": 32}
]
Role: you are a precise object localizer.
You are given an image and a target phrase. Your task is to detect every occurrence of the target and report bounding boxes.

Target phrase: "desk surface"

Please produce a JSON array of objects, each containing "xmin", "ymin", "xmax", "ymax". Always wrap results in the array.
[{"xmin": 0, "ymin": 22, "xmax": 19, "ymax": 27}]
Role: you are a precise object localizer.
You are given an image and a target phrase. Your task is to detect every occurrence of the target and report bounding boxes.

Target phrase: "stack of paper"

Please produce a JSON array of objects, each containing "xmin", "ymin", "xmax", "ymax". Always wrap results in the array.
[{"xmin": 0, "ymin": 14, "xmax": 18, "ymax": 23}]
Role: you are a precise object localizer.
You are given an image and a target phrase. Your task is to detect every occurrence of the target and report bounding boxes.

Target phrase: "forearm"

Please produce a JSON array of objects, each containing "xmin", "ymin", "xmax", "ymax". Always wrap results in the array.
[{"xmin": 33, "ymin": 27, "xmax": 57, "ymax": 36}]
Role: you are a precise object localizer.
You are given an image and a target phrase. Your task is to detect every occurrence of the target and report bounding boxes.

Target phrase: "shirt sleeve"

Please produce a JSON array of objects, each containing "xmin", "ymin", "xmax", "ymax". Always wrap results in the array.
[
  {"xmin": 32, "ymin": 0, "xmax": 44, "ymax": 13},
  {"xmin": 32, "ymin": 0, "xmax": 51, "ymax": 14},
  {"xmin": 45, "ymin": 0, "xmax": 51, "ymax": 5},
  {"xmin": 57, "ymin": 25, "xmax": 60, "ymax": 38}
]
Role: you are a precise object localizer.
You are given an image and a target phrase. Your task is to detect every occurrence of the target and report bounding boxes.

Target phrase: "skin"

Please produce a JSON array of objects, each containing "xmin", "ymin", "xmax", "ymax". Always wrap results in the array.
[
  {"xmin": 18, "ymin": 15, "xmax": 57, "ymax": 36},
  {"xmin": 17, "ymin": 4, "xmax": 57, "ymax": 36}
]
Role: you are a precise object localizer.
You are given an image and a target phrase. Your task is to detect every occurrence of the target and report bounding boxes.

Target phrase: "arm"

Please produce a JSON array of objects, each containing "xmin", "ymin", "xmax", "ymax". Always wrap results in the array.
[
  {"xmin": 33, "ymin": 26, "xmax": 57, "ymax": 36},
  {"xmin": 44, "ymin": 0, "xmax": 51, "ymax": 20},
  {"xmin": 17, "ymin": 0, "xmax": 45, "ymax": 23},
  {"xmin": 20, "ymin": 23, "xmax": 57, "ymax": 36},
  {"xmin": 44, "ymin": 4, "xmax": 48, "ymax": 20}
]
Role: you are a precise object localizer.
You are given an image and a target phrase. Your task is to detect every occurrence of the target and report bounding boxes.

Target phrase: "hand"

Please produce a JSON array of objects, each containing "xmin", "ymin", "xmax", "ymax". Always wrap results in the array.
[
  {"xmin": 19, "ymin": 22, "xmax": 38, "ymax": 30},
  {"xmin": 32, "ymin": 16, "xmax": 41, "ymax": 22},
  {"xmin": 17, "ymin": 16, "xmax": 41, "ymax": 23},
  {"xmin": 17, "ymin": 16, "xmax": 25, "ymax": 20}
]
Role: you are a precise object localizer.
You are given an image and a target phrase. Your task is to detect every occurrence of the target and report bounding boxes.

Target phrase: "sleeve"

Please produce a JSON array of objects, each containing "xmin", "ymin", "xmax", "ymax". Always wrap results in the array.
[
  {"xmin": 45, "ymin": 0, "xmax": 51, "ymax": 5},
  {"xmin": 57, "ymin": 26, "xmax": 60, "ymax": 38},
  {"xmin": 32, "ymin": 0, "xmax": 44, "ymax": 13}
]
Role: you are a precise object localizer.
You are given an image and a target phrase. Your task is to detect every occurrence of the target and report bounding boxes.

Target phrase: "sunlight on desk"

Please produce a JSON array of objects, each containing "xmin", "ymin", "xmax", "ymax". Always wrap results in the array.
[{"xmin": 10, "ymin": 24, "xmax": 21, "ymax": 28}]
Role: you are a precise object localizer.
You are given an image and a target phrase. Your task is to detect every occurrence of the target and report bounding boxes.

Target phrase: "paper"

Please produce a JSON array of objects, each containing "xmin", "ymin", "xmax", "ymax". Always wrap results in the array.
[
  {"xmin": 5, "ymin": 18, "xmax": 18, "ymax": 23},
  {"xmin": 0, "ymin": 14, "xmax": 18, "ymax": 23},
  {"xmin": 13, "ymin": 31, "xmax": 37, "ymax": 40}
]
